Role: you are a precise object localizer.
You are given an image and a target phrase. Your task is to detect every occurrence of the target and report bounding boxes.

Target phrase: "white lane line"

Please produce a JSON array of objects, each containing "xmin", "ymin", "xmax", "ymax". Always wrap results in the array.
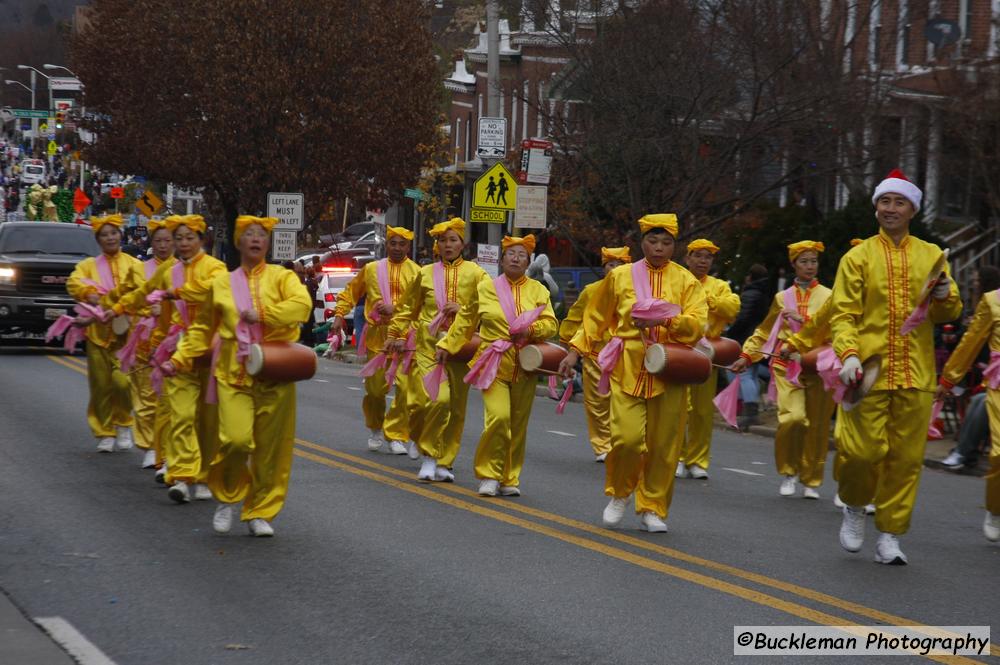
[
  {"xmin": 35, "ymin": 617, "xmax": 117, "ymax": 665},
  {"xmin": 750, "ymin": 461, "xmax": 766, "ymax": 465},
  {"xmin": 721, "ymin": 467, "xmax": 765, "ymax": 477},
  {"xmin": 347, "ymin": 386, "xmax": 361, "ymax": 391},
  {"xmin": 314, "ymin": 379, "xmax": 329, "ymax": 383},
  {"xmin": 547, "ymin": 430, "xmax": 576, "ymax": 437}
]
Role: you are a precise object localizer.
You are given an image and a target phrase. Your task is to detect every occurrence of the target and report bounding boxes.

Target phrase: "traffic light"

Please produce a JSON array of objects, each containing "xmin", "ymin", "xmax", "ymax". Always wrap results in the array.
[{"xmin": 55, "ymin": 111, "xmax": 64, "ymax": 129}]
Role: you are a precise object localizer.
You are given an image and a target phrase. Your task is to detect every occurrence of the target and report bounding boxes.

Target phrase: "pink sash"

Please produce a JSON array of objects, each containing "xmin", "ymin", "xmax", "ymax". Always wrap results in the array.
[
  {"xmin": 144, "ymin": 259, "xmax": 158, "ymax": 279},
  {"xmin": 427, "ymin": 261, "xmax": 450, "ymax": 337},
  {"xmin": 231, "ymin": 267, "xmax": 263, "ymax": 363},
  {"xmin": 815, "ymin": 347, "xmax": 850, "ymax": 404},
  {"xmin": 982, "ymin": 351, "xmax": 1000, "ymax": 390},
  {"xmin": 44, "ymin": 302, "xmax": 109, "ymax": 351},
  {"xmin": 713, "ymin": 377, "xmax": 740, "ymax": 428},
  {"xmin": 359, "ymin": 259, "xmax": 393, "ymax": 356},
  {"xmin": 464, "ymin": 275, "xmax": 545, "ymax": 390},
  {"xmin": 116, "ymin": 260, "xmax": 163, "ymax": 371},
  {"xmin": 763, "ymin": 286, "xmax": 805, "ymax": 396},
  {"xmin": 927, "ymin": 399, "xmax": 945, "ymax": 439},
  {"xmin": 80, "ymin": 253, "xmax": 117, "ymax": 295}
]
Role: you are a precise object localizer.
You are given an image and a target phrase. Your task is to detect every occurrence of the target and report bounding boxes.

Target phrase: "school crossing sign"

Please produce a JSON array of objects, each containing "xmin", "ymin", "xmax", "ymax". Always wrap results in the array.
[{"xmin": 470, "ymin": 162, "xmax": 517, "ymax": 223}]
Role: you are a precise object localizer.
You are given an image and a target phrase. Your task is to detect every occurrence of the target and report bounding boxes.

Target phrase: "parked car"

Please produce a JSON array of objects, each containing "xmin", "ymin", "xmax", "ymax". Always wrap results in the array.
[
  {"xmin": 315, "ymin": 268, "xmax": 357, "ymax": 336},
  {"xmin": 331, "ymin": 221, "xmax": 374, "ymax": 246},
  {"xmin": 19, "ymin": 159, "xmax": 47, "ymax": 187}
]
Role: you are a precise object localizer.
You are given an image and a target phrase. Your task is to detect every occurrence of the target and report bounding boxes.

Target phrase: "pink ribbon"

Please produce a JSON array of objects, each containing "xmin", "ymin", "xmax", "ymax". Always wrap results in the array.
[
  {"xmin": 146, "ymin": 289, "xmax": 169, "ymax": 304},
  {"xmin": 116, "ymin": 316, "xmax": 155, "ymax": 372},
  {"xmin": 326, "ymin": 330, "xmax": 343, "ymax": 352},
  {"xmin": 360, "ymin": 352, "xmax": 388, "ymax": 378},
  {"xmin": 762, "ymin": 286, "xmax": 801, "ymax": 356},
  {"xmin": 230, "ymin": 268, "xmax": 262, "ymax": 364},
  {"xmin": 596, "ymin": 337, "xmax": 624, "ymax": 395},
  {"xmin": 983, "ymin": 351, "xmax": 1000, "ymax": 390},
  {"xmin": 900, "ymin": 298, "xmax": 931, "ymax": 336},
  {"xmin": 555, "ymin": 378, "xmax": 573, "ymax": 415},
  {"xmin": 423, "ymin": 363, "xmax": 448, "ymax": 401},
  {"xmin": 713, "ymin": 377, "xmax": 740, "ymax": 428},
  {"xmin": 45, "ymin": 300, "xmax": 114, "ymax": 351},
  {"xmin": 463, "ymin": 275, "xmax": 544, "ymax": 391},
  {"xmin": 359, "ymin": 259, "xmax": 393, "ymax": 354},
  {"xmin": 785, "ymin": 358, "xmax": 803, "ymax": 387},
  {"xmin": 547, "ymin": 374, "xmax": 560, "ymax": 399},
  {"xmin": 815, "ymin": 347, "xmax": 850, "ymax": 404},
  {"xmin": 204, "ymin": 337, "xmax": 222, "ymax": 404},
  {"xmin": 630, "ymin": 260, "xmax": 681, "ymax": 324},
  {"xmin": 927, "ymin": 399, "xmax": 944, "ymax": 439},
  {"xmin": 95, "ymin": 253, "xmax": 115, "ymax": 292},
  {"xmin": 150, "ymin": 324, "xmax": 184, "ymax": 395}
]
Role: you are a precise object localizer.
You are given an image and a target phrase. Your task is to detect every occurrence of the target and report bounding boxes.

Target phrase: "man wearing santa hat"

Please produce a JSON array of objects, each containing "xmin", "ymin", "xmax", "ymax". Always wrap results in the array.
[{"xmin": 829, "ymin": 170, "xmax": 962, "ymax": 564}]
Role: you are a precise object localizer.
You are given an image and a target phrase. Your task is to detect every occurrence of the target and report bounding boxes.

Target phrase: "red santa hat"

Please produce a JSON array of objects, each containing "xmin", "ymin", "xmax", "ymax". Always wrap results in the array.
[{"xmin": 871, "ymin": 169, "xmax": 922, "ymax": 210}]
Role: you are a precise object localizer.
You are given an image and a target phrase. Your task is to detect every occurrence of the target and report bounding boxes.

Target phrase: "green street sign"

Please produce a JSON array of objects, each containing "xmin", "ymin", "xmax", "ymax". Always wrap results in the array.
[
  {"xmin": 10, "ymin": 109, "xmax": 50, "ymax": 119},
  {"xmin": 403, "ymin": 188, "xmax": 428, "ymax": 202}
]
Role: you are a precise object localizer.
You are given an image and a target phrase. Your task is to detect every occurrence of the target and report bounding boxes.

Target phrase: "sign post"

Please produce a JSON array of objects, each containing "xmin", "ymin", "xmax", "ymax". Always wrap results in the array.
[
  {"xmin": 477, "ymin": 117, "xmax": 507, "ymax": 159},
  {"xmin": 267, "ymin": 192, "xmax": 304, "ymax": 231},
  {"xmin": 514, "ymin": 186, "xmax": 547, "ymax": 229},
  {"xmin": 517, "ymin": 138, "xmax": 554, "ymax": 185},
  {"xmin": 271, "ymin": 230, "xmax": 297, "ymax": 261},
  {"xmin": 470, "ymin": 162, "xmax": 518, "ymax": 224}
]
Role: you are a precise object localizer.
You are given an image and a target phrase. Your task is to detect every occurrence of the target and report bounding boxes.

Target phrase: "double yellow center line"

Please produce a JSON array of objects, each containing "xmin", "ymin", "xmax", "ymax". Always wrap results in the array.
[{"xmin": 47, "ymin": 354, "xmax": 995, "ymax": 662}]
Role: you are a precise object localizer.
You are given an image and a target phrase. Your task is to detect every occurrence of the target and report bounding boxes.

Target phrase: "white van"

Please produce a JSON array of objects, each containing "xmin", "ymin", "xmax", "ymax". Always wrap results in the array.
[{"xmin": 19, "ymin": 159, "xmax": 47, "ymax": 186}]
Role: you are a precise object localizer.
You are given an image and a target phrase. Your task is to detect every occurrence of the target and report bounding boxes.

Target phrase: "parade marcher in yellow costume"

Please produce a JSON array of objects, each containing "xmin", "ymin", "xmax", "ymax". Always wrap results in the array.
[
  {"xmin": 936, "ymin": 285, "xmax": 1000, "ymax": 542},
  {"xmin": 66, "ymin": 214, "xmax": 142, "ymax": 452},
  {"xmin": 147, "ymin": 215, "xmax": 227, "ymax": 503},
  {"xmin": 332, "ymin": 226, "xmax": 420, "ymax": 455},
  {"xmin": 559, "ymin": 247, "xmax": 631, "ymax": 462},
  {"xmin": 732, "ymin": 241, "xmax": 834, "ymax": 499},
  {"xmin": 387, "ymin": 218, "xmax": 487, "ymax": 482},
  {"xmin": 111, "ymin": 218, "xmax": 175, "ymax": 469},
  {"xmin": 832, "ymin": 169, "xmax": 961, "ymax": 565},
  {"xmin": 560, "ymin": 214, "xmax": 708, "ymax": 532},
  {"xmin": 163, "ymin": 216, "xmax": 311, "ymax": 537},
  {"xmin": 438, "ymin": 235, "xmax": 557, "ymax": 497},
  {"xmin": 676, "ymin": 239, "xmax": 740, "ymax": 479}
]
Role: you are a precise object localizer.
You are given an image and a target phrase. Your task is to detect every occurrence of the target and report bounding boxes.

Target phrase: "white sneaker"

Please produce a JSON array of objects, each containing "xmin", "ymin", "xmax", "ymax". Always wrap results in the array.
[
  {"xmin": 114, "ymin": 426, "xmax": 133, "ymax": 451},
  {"xmin": 367, "ymin": 430, "xmax": 384, "ymax": 452},
  {"xmin": 839, "ymin": 505, "xmax": 866, "ymax": 553},
  {"xmin": 675, "ymin": 462, "xmax": 689, "ymax": 478},
  {"xmin": 802, "ymin": 486, "xmax": 820, "ymax": 500},
  {"xmin": 940, "ymin": 450, "xmax": 966, "ymax": 468},
  {"xmin": 688, "ymin": 465, "xmax": 709, "ymax": 480},
  {"xmin": 864, "ymin": 504, "xmax": 876, "ymax": 515},
  {"xmin": 247, "ymin": 518, "xmax": 274, "ymax": 537},
  {"xmin": 155, "ymin": 465, "xmax": 167, "ymax": 485},
  {"xmin": 779, "ymin": 475, "xmax": 797, "ymax": 496},
  {"xmin": 499, "ymin": 485, "xmax": 520, "ymax": 497},
  {"xmin": 213, "ymin": 503, "xmax": 236, "ymax": 534},
  {"xmin": 639, "ymin": 511, "xmax": 668, "ymax": 533},
  {"xmin": 874, "ymin": 532, "xmax": 908, "ymax": 565},
  {"xmin": 406, "ymin": 441, "xmax": 420, "ymax": 460},
  {"xmin": 417, "ymin": 456, "xmax": 437, "ymax": 483},
  {"xmin": 433, "ymin": 467, "xmax": 455, "ymax": 483},
  {"xmin": 192, "ymin": 483, "xmax": 213, "ymax": 501},
  {"xmin": 387, "ymin": 440, "xmax": 408, "ymax": 455},
  {"xmin": 96, "ymin": 437, "xmax": 115, "ymax": 453},
  {"xmin": 595, "ymin": 453, "xmax": 607, "ymax": 463},
  {"xmin": 602, "ymin": 497, "xmax": 628, "ymax": 527},
  {"xmin": 168, "ymin": 481, "xmax": 190, "ymax": 504},
  {"xmin": 833, "ymin": 494, "xmax": 845, "ymax": 509},
  {"xmin": 141, "ymin": 449, "xmax": 157, "ymax": 469},
  {"xmin": 983, "ymin": 512, "xmax": 1000, "ymax": 542},
  {"xmin": 478, "ymin": 479, "xmax": 499, "ymax": 496}
]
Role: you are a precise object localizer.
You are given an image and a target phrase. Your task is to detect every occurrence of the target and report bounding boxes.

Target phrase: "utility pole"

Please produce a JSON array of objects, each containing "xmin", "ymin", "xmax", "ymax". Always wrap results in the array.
[{"xmin": 485, "ymin": 0, "xmax": 503, "ymax": 247}]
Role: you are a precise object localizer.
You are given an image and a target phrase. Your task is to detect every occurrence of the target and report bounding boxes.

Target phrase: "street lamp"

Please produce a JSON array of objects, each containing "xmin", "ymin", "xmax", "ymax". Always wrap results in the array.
[
  {"xmin": 17, "ymin": 65, "xmax": 50, "ymax": 152},
  {"xmin": 43, "ymin": 64, "xmax": 78, "ymax": 78}
]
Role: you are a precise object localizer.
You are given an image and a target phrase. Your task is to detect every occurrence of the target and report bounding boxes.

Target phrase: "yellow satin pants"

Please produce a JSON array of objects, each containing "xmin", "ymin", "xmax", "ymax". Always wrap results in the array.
[
  {"xmin": 85, "ymin": 341, "xmax": 132, "ymax": 438},
  {"xmin": 981, "ymin": 389, "xmax": 1000, "ymax": 516},
  {"xmin": 581, "ymin": 357, "xmax": 612, "ymax": 456},
  {"xmin": 362, "ymin": 351, "xmax": 410, "ymax": 442},
  {"xmin": 772, "ymin": 365, "xmax": 835, "ymax": 487},
  {"xmin": 680, "ymin": 369, "xmax": 719, "ymax": 470},
  {"xmin": 164, "ymin": 366, "xmax": 218, "ymax": 485},
  {"xmin": 153, "ymin": 391, "xmax": 170, "ymax": 466},
  {"xmin": 210, "ymin": 379, "xmax": 297, "ymax": 522},
  {"xmin": 838, "ymin": 388, "xmax": 933, "ymax": 534},
  {"xmin": 409, "ymin": 357, "xmax": 471, "ymax": 468},
  {"xmin": 129, "ymin": 364, "xmax": 157, "ymax": 450},
  {"xmin": 474, "ymin": 375, "xmax": 536, "ymax": 486},
  {"xmin": 606, "ymin": 384, "xmax": 686, "ymax": 518}
]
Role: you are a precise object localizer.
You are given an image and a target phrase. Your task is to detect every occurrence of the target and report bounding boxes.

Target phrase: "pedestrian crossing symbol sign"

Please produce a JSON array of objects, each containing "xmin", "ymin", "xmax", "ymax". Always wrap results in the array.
[{"xmin": 472, "ymin": 162, "xmax": 517, "ymax": 211}]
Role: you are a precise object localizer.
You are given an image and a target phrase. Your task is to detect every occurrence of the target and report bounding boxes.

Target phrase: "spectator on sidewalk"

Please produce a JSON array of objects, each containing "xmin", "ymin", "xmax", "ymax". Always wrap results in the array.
[{"xmin": 726, "ymin": 264, "xmax": 772, "ymax": 430}]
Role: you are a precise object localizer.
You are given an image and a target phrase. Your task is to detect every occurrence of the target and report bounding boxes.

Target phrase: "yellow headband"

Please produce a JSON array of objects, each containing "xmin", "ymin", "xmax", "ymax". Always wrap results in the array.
[
  {"xmin": 90, "ymin": 214, "xmax": 124, "ymax": 234},
  {"xmin": 601, "ymin": 246, "xmax": 631, "ymax": 265},
  {"xmin": 146, "ymin": 218, "xmax": 169, "ymax": 234},
  {"xmin": 234, "ymin": 215, "xmax": 278, "ymax": 243},
  {"xmin": 850, "ymin": 238, "xmax": 863, "ymax": 247},
  {"xmin": 429, "ymin": 217, "xmax": 466, "ymax": 241},
  {"xmin": 638, "ymin": 213, "xmax": 678, "ymax": 237},
  {"xmin": 686, "ymin": 239, "xmax": 720, "ymax": 255},
  {"xmin": 788, "ymin": 240, "xmax": 825, "ymax": 262},
  {"xmin": 167, "ymin": 214, "xmax": 206, "ymax": 235},
  {"xmin": 501, "ymin": 234, "xmax": 536, "ymax": 255},
  {"xmin": 386, "ymin": 226, "xmax": 414, "ymax": 241}
]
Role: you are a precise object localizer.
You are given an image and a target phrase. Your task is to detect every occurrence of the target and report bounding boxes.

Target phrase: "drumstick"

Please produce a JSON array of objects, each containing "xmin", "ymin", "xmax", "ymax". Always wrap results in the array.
[{"xmin": 531, "ymin": 368, "xmax": 563, "ymax": 377}]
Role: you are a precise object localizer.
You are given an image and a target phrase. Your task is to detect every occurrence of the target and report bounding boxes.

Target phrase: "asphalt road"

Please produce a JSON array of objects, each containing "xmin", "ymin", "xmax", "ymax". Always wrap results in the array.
[{"xmin": 0, "ymin": 348, "xmax": 997, "ymax": 664}]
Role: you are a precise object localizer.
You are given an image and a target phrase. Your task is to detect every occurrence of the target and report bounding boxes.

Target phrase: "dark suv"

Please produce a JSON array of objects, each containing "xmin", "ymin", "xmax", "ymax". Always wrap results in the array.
[{"xmin": 0, "ymin": 222, "xmax": 99, "ymax": 336}]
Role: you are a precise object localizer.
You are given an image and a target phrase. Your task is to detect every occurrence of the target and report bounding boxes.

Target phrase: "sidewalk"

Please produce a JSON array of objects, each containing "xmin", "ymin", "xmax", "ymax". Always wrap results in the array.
[{"xmin": 0, "ymin": 589, "xmax": 75, "ymax": 665}]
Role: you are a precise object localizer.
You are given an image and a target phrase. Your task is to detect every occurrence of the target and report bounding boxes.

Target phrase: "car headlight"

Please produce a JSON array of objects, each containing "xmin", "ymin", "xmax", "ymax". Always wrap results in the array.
[{"xmin": 0, "ymin": 266, "xmax": 16, "ymax": 286}]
